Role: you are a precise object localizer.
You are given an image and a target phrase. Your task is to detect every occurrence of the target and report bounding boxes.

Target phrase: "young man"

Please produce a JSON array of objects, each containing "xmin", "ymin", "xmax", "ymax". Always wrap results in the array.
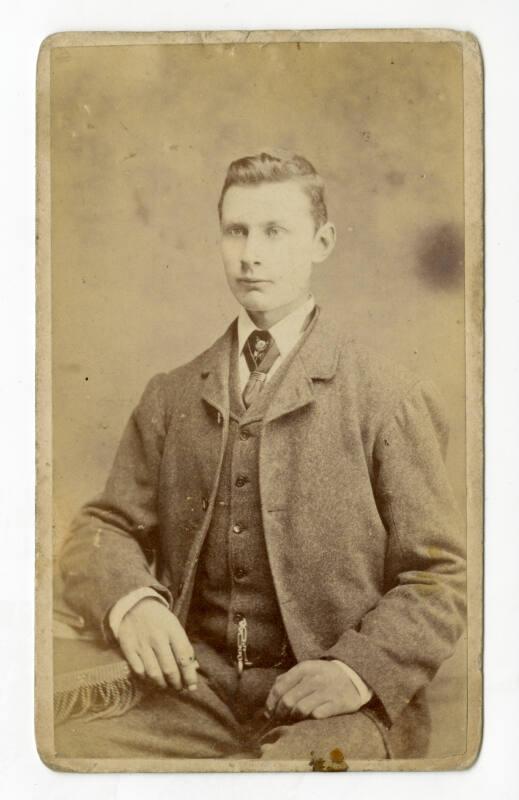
[{"xmin": 57, "ymin": 151, "xmax": 465, "ymax": 762}]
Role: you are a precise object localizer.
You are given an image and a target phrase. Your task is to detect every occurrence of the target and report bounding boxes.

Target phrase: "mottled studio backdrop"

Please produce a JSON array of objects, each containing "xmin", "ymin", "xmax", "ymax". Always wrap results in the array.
[
  {"xmin": 51, "ymin": 41, "xmax": 465, "ymax": 538},
  {"xmin": 50, "ymin": 39, "xmax": 466, "ymax": 756}
]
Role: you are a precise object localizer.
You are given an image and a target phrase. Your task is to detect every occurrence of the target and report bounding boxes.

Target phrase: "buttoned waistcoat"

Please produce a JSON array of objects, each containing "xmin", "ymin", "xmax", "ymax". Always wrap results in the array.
[
  {"xmin": 62, "ymin": 306, "xmax": 466, "ymax": 730},
  {"xmin": 187, "ymin": 335, "xmax": 293, "ymax": 667}
]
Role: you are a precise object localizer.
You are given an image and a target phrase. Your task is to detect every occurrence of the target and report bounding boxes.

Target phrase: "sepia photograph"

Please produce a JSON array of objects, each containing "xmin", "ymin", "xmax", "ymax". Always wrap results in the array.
[{"xmin": 35, "ymin": 28, "xmax": 483, "ymax": 772}]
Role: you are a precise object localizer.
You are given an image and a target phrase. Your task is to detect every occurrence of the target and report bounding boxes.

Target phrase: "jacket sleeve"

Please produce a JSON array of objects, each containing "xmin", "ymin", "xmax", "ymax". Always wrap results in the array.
[
  {"xmin": 321, "ymin": 379, "xmax": 466, "ymax": 724},
  {"xmin": 59, "ymin": 373, "xmax": 173, "ymax": 639}
]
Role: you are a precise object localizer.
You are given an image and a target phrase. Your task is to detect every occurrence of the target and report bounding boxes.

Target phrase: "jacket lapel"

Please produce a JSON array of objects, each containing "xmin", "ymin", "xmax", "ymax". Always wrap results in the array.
[
  {"xmin": 198, "ymin": 308, "xmax": 341, "ymax": 424},
  {"xmin": 199, "ymin": 321, "xmax": 236, "ymax": 418},
  {"xmin": 264, "ymin": 307, "xmax": 341, "ymax": 424}
]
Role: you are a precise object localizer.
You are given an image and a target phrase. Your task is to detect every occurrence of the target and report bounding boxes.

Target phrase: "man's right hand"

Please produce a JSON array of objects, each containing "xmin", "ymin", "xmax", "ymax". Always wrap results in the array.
[{"xmin": 118, "ymin": 598, "xmax": 199, "ymax": 691}]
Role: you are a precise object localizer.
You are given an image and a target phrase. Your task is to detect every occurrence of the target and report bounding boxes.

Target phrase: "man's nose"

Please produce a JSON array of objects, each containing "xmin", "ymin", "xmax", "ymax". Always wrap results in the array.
[{"xmin": 240, "ymin": 233, "xmax": 262, "ymax": 269}]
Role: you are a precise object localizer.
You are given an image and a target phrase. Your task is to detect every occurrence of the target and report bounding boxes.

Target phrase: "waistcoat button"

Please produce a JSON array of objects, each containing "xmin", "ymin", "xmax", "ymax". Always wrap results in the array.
[
  {"xmin": 232, "ymin": 524, "xmax": 243, "ymax": 534},
  {"xmin": 233, "ymin": 612, "xmax": 244, "ymax": 623},
  {"xmin": 201, "ymin": 496, "xmax": 209, "ymax": 510},
  {"xmin": 239, "ymin": 429, "xmax": 251, "ymax": 441},
  {"xmin": 234, "ymin": 567, "xmax": 246, "ymax": 580},
  {"xmin": 235, "ymin": 475, "xmax": 248, "ymax": 488}
]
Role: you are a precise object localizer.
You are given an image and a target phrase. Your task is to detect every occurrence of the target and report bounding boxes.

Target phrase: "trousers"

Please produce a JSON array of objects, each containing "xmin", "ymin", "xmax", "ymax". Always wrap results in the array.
[{"xmin": 54, "ymin": 640, "xmax": 389, "ymax": 763}]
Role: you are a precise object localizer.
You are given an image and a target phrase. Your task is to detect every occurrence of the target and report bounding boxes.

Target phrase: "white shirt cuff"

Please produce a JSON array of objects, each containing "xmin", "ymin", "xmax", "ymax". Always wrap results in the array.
[
  {"xmin": 332, "ymin": 660, "xmax": 374, "ymax": 706},
  {"xmin": 108, "ymin": 587, "xmax": 169, "ymax": 639}
]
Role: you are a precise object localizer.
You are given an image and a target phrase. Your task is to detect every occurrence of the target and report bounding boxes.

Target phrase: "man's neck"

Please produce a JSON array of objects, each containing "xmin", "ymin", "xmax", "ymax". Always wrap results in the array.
[{"xmin": 246, "ymin": 293, "xmax": 311, "ymax": 329}]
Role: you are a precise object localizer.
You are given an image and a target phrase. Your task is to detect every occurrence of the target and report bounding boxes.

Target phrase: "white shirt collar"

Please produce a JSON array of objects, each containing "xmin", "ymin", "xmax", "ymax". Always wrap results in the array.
[{"xmin": 237, "ymin": 295, "xmax": 316, "ymax": 359}]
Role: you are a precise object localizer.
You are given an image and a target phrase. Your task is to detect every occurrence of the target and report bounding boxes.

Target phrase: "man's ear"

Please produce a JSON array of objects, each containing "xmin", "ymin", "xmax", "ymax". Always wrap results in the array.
[{"xmin": 312, "ymin": 221, "xmax": 336, "ymax": 264}]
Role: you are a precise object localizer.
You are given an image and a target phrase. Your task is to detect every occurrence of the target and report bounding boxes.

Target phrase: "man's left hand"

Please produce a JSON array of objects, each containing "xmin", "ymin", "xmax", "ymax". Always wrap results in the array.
[{"xmin": 265, "ymin": 660, "xmax": 365, "ymax": 721}]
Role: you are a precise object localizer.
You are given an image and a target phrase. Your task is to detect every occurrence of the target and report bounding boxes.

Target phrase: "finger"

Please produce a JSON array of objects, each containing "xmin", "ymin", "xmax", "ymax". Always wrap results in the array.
[
  {"xmin": 153, "ymin": 639, "xmax": 182, "ymax": 691},
  {"xmin": 168, "ymin": 624, "xmax": 198, "ymax": 690},
  {"xmin": 120, "ymin": 641, "xmax": 146, "ymax": 678},
  {"xmin": 311, "ymin": 701, "xmax": 338, "ymax": 720},
  {"xmin": 174, "ymin": 651, "xmax": 199, "ymax": 691},
  {"xmin": 140, "ymin": 646, "xmax": 167, "ymax": 688},
  {"xmin": 274, "ymin": 678, "xmax": 318, "ymax": 719},
  {"xmin": 265, "ymin": 664, "xmax": 308, "ymax": 715},
  {"xmin": 290, "ymin": 691, "xmax": 326, "ymax": 721}
]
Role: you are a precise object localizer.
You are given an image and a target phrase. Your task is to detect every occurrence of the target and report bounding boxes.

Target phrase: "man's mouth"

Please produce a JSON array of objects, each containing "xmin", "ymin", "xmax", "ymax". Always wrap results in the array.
[{"xmin": 237, "ymin": 278, "xmax": 272, "ymax": 285}]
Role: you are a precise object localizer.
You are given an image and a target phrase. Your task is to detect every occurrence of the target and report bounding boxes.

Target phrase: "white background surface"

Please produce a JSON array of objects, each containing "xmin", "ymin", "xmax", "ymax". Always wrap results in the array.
[{"xmin": 0, "ymin": 1, "xmax": 517, "ymax": 798}]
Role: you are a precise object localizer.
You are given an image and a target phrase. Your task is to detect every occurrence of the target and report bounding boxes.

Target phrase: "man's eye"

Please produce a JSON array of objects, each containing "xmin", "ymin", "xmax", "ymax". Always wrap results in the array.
[
  {"xmin": 266, "ymin": 226, "xmax": 282, "ymax": 238},
  {"xmin": 228, "ymin": 226, "xmax": 246, "ymax": 237}
]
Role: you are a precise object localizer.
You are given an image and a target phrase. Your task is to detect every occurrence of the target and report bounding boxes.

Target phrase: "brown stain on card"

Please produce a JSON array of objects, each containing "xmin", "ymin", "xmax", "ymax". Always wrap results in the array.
[
  {"xmin": 416, "ymin": 222, "xmax": 464, "ymax": 290},
  {"xmin": 309, "ymin": 748, "xmax": 349, "ymax": 771}
]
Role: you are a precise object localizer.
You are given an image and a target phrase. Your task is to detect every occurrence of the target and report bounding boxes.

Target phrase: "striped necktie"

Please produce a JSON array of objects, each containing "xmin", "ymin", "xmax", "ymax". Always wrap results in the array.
[{"xmin": 242, "ymin": 329, "xmax": 280, "ymax": 409}]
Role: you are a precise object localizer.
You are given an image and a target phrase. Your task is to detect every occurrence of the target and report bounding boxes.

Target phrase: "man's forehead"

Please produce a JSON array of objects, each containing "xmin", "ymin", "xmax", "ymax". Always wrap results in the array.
[{"xmin": 221, "ymin": 181, "xmax": 312, "ymax": 223}]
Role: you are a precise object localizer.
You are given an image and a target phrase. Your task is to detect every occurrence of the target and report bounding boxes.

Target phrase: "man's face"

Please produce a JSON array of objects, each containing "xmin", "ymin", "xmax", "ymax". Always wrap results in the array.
[{"xmin": 220, "ymin": 181, "xmax": 324, "ymax": 316}]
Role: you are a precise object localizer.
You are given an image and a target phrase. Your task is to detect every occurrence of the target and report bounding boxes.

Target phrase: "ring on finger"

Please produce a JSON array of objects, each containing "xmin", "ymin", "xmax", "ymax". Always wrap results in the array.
[{"xmin": 177, "ymin": 655, "xmax": 197, "ymax": 667}]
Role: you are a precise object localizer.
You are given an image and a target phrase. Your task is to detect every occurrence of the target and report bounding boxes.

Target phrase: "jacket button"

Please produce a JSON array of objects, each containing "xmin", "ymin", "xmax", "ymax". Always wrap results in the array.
[
  {"xmin": 202, "ymin": 497, "xmax": 209, "ymax": 510},
  {"xmin": 234, "ymin": 567, "xmax": 246, "ymax": 580},
  {"xmin": 235, "ymin": 475, "xmax": 248, "ymax": 488},
  {"xmin": 232, "ymin": 523, "xmax": 243, "ymax": 534},
  {"xmin": 239, "ymin": 429, "xmax": 251, "ymax": 441}
]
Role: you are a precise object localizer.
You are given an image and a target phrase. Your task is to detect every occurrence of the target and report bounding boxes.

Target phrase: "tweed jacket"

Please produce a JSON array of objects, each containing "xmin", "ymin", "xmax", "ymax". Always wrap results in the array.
[{"xmin": 62, "ymin": 306, "xmax": 466, "ymax": 728}]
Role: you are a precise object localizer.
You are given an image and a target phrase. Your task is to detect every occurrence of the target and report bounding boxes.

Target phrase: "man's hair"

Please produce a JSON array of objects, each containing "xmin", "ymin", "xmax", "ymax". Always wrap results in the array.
[{"xmin": 218, "ymin": 150, "xmax": 328, "ymax": 230}]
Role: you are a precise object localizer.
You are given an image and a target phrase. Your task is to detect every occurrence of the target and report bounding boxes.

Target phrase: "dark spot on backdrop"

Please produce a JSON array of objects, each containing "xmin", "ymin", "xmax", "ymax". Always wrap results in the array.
[
  {"xmin": 134, "ymin": 189, "xmax": 150, "ymax": 225},
  {"xmin": 416, "ymin": 222, "xmax": 464, "ymax": 290},
  {"xmin": 386, "ymin": 170, "xmax": 406, "ymax": 187}
]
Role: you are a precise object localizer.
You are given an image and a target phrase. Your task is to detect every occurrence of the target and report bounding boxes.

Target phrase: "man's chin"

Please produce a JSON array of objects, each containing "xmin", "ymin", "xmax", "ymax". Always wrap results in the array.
[
  {"xmin": 242, "ymin": 299, "xmax": 270, "ymax": 312},
  {"xmin": 237, "ymin": 292, "xmax": 273, "ymax": 313},
  {"xmin": 239, "ymin": 294, "xmax": 306, "ymax": 317}
]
